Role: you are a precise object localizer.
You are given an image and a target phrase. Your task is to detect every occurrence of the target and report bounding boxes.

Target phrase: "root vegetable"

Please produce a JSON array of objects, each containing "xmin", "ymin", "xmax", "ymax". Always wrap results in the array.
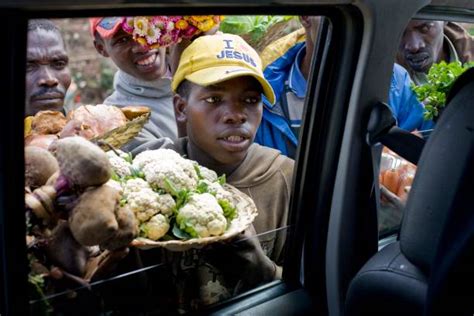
[
  {"xmin": 100, "ymin": 205, "xmax": 138, "ymax": 251},
  {"xmin": 45, "ymin": 171, "xmax": 60, "ymax": 186},
  {"xmin": 25, "ymin": 185, "xmax": 57, "ymax": 225},
  {"xmin": 69, "ymin": 184, "xmax": 120, "ymax": 246},
  {"xmin": 66, "ymin": 104, "xmax": 127, "ymax": 137},
  {"xmin": 26, "ymin": 138, "xmax": 113, "ymax": 228},
  {"xmin": 31, "ymin": 110, "xmax": 67, "ymax": 135},
  {"xmin": 59, "ymin": 119, "xmax": 97, "ymax": 140},
  {"xmin": 24, "ymin": 134, "xmax": 59, "ymax": 150},
  {"xmin": 49, "ymin": 136, "xmax": 111, "ymax": 189},
  {"xmin": 45, "ymin": 221, "xmax": 89, "ymax": 277},
  {"xmin": 25, "ymin": 146, "xmax": 59, "ymax": 189}
]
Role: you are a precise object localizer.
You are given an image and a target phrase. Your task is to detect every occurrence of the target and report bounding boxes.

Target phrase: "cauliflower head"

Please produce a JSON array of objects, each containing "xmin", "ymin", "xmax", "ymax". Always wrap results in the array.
[
  {"xmin": 106, "ymin": 179, "xmax": 124, "ymax": 194},
  {"xmin": 133, "ymin": 149, "xmax": 199, "ymax": 193},
  {"xmin": 132, "ymin": 148, "xmax": 183, "ymax": 170},
  {"xmin": 200, "ymin": 180, "xmax": 233, "ymax": 203},
  {"xmin": 123, "ymin": 178, "xmax": 151, "ymax": 196},
  {"xmin": 196, "ymin": 165, "xmax": 218, "ymax": 182},
  {"xmin": 126, "ymin": 188, "xmax": 162, "ymax": 222},
  {"xmin": 197, "ymin": 180, "xmax": 236, "ymax": 219},
  {"xmin": 143, "ymin": 160, "xmax": 198, "ymax": 193},
  {"xmin": 122, "ymin": 178, "xmax": 176, "ymax": 222},
  {"xmin": 126, "ymin": 191, "xmax": 175, "ymax": 222},
  {"xmin": 156, "ymin": 193, "xmax": 176, "ymax": 216},
  {"xmin": 141, "ymin": 213, "xmax": 170, "ymax": 241},
  {"xmin": 176, "ymin": 193, "xmax": 227, "ymax": 238},
  {"xmin": 107, "ymin": 150, "xmax": 132, "ymax": 178}
]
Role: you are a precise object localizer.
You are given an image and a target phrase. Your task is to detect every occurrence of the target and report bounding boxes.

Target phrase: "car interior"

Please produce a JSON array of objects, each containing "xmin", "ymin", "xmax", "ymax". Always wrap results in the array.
[
  {"xmin": 0, "ymin": 0, "xmax": 472, "ymax": 315},
  {"xmin": 345, "ymin": 67, "xmax": 474, "ymax": 316}
]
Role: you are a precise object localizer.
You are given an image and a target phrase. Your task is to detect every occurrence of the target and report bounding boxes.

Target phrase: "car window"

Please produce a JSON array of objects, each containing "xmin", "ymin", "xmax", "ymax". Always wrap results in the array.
[
  {"xmin": 376, "ymin": 19, "xmax": 474, "ymax": 239},
  {"xmin": 24, "ymin": 15, "xmax": 326, "ymax": 315}
]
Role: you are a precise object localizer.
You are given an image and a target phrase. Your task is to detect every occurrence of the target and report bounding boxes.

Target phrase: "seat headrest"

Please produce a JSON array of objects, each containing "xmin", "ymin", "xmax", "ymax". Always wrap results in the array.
[{"xmin": 400, "ymin": 68, "xmax": 474, "ymax": 274}]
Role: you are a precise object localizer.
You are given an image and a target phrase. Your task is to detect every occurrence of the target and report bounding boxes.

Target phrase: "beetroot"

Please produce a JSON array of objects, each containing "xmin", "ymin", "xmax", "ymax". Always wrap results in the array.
[
  {"xmin": 25, "ymin": 137, "xmax": 113, "ymax": 229},
  {"xmin": 49, "ymin": 136, "xmax": 111, "ymax": 191}
]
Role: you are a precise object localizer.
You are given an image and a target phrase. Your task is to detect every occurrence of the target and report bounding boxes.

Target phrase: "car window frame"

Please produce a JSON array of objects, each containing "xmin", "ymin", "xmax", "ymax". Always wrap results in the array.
[
  {"xmin": 1, "ymin": 4, "xmax": 362, "ymax": 314},
  {"xmin": 376, "ymin": 8, "xmax": 474, "ymax": 246},
  {"xmin": 5, "ymin": 1, "xmax": 473, "ymax": 315}
]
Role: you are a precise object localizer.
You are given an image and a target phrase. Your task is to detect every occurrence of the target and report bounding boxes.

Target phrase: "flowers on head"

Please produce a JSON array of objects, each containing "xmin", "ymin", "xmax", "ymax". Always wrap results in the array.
[
  {"xmin": 122, "ymin": 16, "xmax": 224, "ymax": 49},
  {"xmin": 185, "ymin": 15, "xmax": 223, "ymax": 33}
]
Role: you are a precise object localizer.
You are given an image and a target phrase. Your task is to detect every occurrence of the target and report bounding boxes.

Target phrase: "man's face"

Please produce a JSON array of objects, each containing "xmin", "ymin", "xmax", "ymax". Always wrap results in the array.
[
  {"xmin": 95, "ymin": 28, "xmax": 167, "ymax": 81},
  {"xmin": 181, "ymin": 76, "xmax": 263, "ymax": 168},
  {"xmin": 398, "ymin": 20, "xmax": 445, "ymax": 73},
  {"xmin": 26, "ymin": 28, "xmax": 71, "ymax": 116}
]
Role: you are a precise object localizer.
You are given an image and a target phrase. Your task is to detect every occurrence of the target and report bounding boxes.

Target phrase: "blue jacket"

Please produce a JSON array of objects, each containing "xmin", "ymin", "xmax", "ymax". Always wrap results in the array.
[{"xmin": 255, "ymin": 43, "xmax": 434, "ymax": 158}]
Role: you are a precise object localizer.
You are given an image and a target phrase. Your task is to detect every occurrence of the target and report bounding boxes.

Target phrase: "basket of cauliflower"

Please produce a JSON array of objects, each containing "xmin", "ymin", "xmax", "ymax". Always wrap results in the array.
[{"xmin": 107, "ymin": 148, "xmax": 258, "ymax": 251}]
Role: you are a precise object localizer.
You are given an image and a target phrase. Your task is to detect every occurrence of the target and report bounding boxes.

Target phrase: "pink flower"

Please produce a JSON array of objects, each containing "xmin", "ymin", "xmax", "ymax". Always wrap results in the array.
[
  {"xmin": 122, "ymin": 17, "xmax": 135, "ymax": 34},
  {"xmin": 120, "ymin": 15, "xmax": 223, "ymax": 49},
  {"xmin": 182, "ymin": 25, "xmax": 198, "ymax": 38}
]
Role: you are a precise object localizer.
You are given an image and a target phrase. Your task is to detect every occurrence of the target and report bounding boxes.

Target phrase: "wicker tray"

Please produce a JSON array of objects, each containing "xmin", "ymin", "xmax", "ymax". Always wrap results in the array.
[
  {"xmin": 92, "ymin": 112, "xmax": 150, "ymax": 151},
  {"xmin": 130, "ymin": 184, "xmax": 258, "ymax": 251}
]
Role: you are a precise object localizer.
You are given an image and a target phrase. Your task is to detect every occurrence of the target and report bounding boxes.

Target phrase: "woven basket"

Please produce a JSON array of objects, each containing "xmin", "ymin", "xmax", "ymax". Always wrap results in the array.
[
  {"xmin": 92, "ymin": 112, "xmax": 150, "ymax": 151},
  {"xmin": 130, "ymin": 184, "xmax": 258, "ymax": 251}
]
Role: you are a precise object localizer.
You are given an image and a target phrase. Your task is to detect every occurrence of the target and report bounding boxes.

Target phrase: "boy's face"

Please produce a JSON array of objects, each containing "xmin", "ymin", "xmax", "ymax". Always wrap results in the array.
[
  {"xmin": 94, "ymin": 28, "xmax": 167, "ymax": 81},
  {"xmin": 177, "ymin": 76, "xmax": 263, "ymax": 168}
]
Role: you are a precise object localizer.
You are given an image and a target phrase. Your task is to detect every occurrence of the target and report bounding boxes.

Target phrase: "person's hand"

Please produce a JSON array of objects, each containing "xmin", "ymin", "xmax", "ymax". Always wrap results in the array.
[
  {"xmin": 202, "ymin": 225, "xmax": 277, "ymax": 291},
  {"xmin": 380, "ymin": 184, "xmax": 405, "ymax": 211},
  {"xmin": 85, "ymin": 247, "xmax": 130, "ymax": 282}
]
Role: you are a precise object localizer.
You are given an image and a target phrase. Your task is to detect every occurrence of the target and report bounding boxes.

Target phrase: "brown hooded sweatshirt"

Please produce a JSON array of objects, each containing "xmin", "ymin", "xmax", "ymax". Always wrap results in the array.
[
  {"xmin": 170, "ymin": 137, "xmax": 295, "ymax": 263},
  {"xmin": 118, "ymin": 138, "xmax": 295, "ymax": 312}
]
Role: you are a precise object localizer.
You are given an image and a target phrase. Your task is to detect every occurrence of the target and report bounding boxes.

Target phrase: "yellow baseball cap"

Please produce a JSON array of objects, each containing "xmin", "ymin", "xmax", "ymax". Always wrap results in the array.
[{"xmin": 172, "ymin": 33, "xmax": 275, "ymax": 104}]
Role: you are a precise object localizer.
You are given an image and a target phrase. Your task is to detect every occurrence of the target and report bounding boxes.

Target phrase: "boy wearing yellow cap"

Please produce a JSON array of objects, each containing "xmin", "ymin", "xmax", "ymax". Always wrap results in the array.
[{"xmin": 156, "ymin": 33, "xmax": 294, "ymax": 309}]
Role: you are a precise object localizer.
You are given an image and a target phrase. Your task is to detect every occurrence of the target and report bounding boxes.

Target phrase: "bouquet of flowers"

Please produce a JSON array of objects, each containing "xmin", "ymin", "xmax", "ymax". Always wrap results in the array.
[{"xmin": 122, "ymin": 15, "xmax": 224, "ymax": 49}]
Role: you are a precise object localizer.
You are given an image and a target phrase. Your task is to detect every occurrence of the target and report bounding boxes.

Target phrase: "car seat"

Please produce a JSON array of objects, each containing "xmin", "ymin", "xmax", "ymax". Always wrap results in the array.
[{"xmin": 345, "ymin": 68, "xmax": 474, "ymax": 316}]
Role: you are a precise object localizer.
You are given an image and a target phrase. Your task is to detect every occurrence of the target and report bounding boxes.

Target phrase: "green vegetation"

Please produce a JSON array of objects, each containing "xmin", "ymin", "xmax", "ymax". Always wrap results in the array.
[
  {"xmin": 220, "ymin": 16, "xmax": 296, "ymax": 43},
  {"xmin": 412, "ymin": 61, "xmax": 474, "ymax": 120}
]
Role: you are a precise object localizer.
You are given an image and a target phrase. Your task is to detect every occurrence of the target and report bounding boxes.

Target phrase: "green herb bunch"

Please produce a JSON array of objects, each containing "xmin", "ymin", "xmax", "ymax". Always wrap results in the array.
[{"xmin": 412, "ymin": 61, "xmax": 474, "ymax": 120}]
